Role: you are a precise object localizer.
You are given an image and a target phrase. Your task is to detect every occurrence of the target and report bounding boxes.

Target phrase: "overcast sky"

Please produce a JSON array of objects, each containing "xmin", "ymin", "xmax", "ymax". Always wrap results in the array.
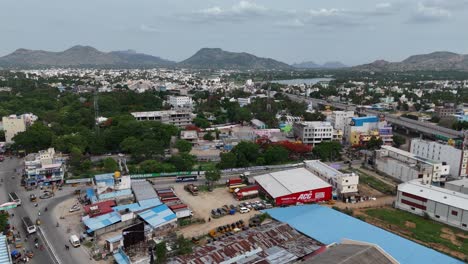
[{"xmin": 1, "ymin": 0, "xmax": 467, "ymax": 65}]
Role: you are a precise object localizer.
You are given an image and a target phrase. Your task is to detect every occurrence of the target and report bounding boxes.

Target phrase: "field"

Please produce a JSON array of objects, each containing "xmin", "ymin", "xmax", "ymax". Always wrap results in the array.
[{"xmin": 362, "ymin": 207, "xmax": 468, "ymax": 260}]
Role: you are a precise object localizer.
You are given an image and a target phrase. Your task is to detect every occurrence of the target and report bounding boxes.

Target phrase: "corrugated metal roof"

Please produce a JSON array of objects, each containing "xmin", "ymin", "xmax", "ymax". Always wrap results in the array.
[
  {"xmin": 264, "ymin": 205, "xmax": 463, "ymax": 264},
  {"xmin": 131, "ymin": 180, "xmax": 158, "ymax": 202},
  {"xmin": 304, "ymin": 244, "xmax": 396, "ymax": 264},
  {"xmin": 254, "ymin": 168, "xmax": 331, "ymax": 198},
  {"xmin": 0, "ymin": 235, "xmax": 12, "ymax": 264},
  {"xmin": 83, "ymin": 211, "xmax": 121, "ymax": 233},
  {"xmin": 398, "ymin": 180, "xmax": 468, "ymax": 211},
  {"xmin": 137, "ymin": 204, "xmax": 176, "ymax": 228},
  {"xmin": 98, "ymin": 189, "xmax": 132, "ymax": 200},
  {"xmin": 112, "ymin": 198, "xmax": 162, "ymax": 213}
]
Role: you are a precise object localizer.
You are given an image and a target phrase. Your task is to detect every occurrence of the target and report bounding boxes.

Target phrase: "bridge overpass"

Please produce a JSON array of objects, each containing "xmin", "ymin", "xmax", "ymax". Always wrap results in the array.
[{"xmin": 285, "ymin": 93, "xmax": 465, "ymax": 140}]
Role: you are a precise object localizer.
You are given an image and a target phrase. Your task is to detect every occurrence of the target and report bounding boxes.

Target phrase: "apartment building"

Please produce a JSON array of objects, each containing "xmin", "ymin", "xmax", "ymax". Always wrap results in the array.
[
  {"xmin": 2, "ymin": 113, "xmax": 37, "ymax": 143},
  {"xmin": 375, "ymin": 145, "xmax": 450, "ymax": 183},
  {"xmin": 293, "ymin": 121, "xmax": 341, "ymax": 146},
  {"xmin": 168, "ymin": 96, "xmax": 193, "ymax": 108},
  {"xmin": 410, "ymin": 139, "xmax": 468, "ymax": 178},
  {"xmin": 304, "ymin": 160, "xmax": 359, "ymax": 197},
  {"xmin": 330, "ymin": 111, "xmax": 354, "ymax": 132},
  {"xmin": 24, "ymin": 148, "xmax": 65, "ymax": 186},
  {"xmin": 131, "ymin": 110, "xmax": 192, "ymax": 128}
]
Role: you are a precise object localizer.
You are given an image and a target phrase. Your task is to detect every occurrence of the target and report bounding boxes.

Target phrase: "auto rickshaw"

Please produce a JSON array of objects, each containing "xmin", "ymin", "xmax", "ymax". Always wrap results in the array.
[{"xmin": 36, "ymin": 218, "xmax": 41, "ymax": 226}]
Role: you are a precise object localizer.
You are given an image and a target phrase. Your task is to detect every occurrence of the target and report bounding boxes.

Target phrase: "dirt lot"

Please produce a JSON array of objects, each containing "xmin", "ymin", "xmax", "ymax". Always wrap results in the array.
[
  {"xmin": 173, "ymin": 184, "xmax": 261, "ymax": 238},
  {"xmin": 53, "ymin": 196, "xmax": 85, "ymax": 236}
]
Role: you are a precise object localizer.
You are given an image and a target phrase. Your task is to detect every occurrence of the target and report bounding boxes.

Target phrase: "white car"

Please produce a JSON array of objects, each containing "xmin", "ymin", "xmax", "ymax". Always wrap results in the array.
[{"xmin": 239, "ymin": 207, "xmax": 250, "ymax": 214}]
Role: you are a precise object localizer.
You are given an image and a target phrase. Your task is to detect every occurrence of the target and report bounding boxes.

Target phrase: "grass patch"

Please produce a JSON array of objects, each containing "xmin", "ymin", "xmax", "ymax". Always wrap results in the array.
[
  {"xmin": 353, "ymin": 169, "xmax": 395, "ymax": 195},
  {"xmin": 365, "ymin": 208, "xmax": 468, "ymax": 257},
  {"xmin": 193, "ymin": 161, "xmax": 218, "ymax": 171},
  {"xmin": 83, "ymin": 241, "xmax": 93, "ymax": 248}
]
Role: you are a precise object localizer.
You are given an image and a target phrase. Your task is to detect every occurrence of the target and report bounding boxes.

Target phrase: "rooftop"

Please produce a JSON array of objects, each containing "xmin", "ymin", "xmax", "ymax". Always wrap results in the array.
[
  {"xmin": 264, "ymin": 205, "xmax": 463, "ymax": 264},
  {"xmin": 304, "ymin": 160, "xmax": 351, "ymax": 179},
  {"xmin": 0, "ymin": 235, "xmax": 11, "ymax": 264},
  {"xmin": 131, "ymin": 110, "xmax": 190, "ymax": 118},
  {"xmin": 112, "ymin": 198, "xmax": 162, "ymax": 213},
  {"xmin": 254, "ymin": 168, "xmax": 331, "ymax": 198},
  {"xmin": 83, "ymin": 211, "xmax": 121, "ymax": 233},
  {"xmin": 131, "ymin": 180, "xmax": 158, "ymax": 202},
  {"xmin": 445, "ymin": 178, "xmax": 468, "ymax": 187},
  {"xmin": 399, "ymin": 180, "xmax": 468, "ymax": 211},
  {"xmin": 137, "ymin": 204, "xmax": 176, "ymax": 229}
]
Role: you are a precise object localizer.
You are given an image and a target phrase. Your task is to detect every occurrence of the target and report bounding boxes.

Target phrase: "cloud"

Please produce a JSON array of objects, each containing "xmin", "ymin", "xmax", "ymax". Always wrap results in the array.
[
  {"xmin": 139, "ymin": 24, "xmax": 159, "ymax": 33},
  {"xmin": 408, "ymin": 2, "xmax": 451, "ymax": 23},
  {"xmin": 191, "ymin": 1, "xmax": 269, "ymax": 23}
]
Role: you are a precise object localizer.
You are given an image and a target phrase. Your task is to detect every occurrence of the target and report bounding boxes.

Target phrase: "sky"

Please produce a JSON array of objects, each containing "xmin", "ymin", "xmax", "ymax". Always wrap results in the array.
[{"xmin": 1, "ymin": 0, "xmax": 468, "ymax": 65}]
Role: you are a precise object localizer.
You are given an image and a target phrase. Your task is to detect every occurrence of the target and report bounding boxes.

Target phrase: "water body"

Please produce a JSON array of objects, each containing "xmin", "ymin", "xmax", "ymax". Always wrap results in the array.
[{"xmin": 272, "ymin": 77, "xmax": 334, "ymax": 85}]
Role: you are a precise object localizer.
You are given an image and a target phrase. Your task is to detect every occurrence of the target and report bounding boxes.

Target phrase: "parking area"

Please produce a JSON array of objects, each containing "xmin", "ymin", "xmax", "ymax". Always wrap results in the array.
[{"xmin": 172, "ymin": 184, "xmax": 266, "ymax": 238}]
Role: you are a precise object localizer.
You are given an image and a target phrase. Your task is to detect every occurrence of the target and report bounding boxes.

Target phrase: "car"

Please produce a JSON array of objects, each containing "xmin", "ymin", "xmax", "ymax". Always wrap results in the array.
[
  {"xmin": 40, "ymin": 193, "xmax": 53, "ymax": 199},
  {"xmin": 264, "ymin": 203, "xmax": 273, "ymax": 209},
  {"xmin": 118, "ymin": 153, "xmax": 125, "ymax": 157},
  {"xmin": 69, "ymin": 204, "xmax": 80, "ymax": 212},
  {"xmin": 239, "ymin": 207, "xmax": 250, "ymax": 214}
]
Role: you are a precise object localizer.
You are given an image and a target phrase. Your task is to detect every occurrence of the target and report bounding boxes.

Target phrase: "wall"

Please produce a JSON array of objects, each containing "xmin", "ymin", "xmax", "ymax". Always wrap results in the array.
[{"xmin": 274, "ymin": 186, "xmax": 332, "ymax": 206}]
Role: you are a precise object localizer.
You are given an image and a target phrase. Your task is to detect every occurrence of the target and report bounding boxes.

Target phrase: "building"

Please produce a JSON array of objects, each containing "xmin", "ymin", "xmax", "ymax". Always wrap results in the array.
[
  {"xmin": 375, "ymin": 145, "xmax": 450, "ymax": 183},
  {"xmin": 344, "ymin": 116, "xmax": 392, "ymax": 147},
  {"xmin": 293, "ymin": 121, "xmax": 341, "ymax": 146},
  {"xmin": 396, "ymin": 180, "xmax": 468, "ymax": 231},
  {"xmin": 265, "ymin": 205, "xmax": 463, "ymax": 264},
  {"xmin": 435, "ymin": 105, "xmax": 456, "ymax": 118},
  {"xmin": 410, "ymin": 139, "xmax": 468, "ymax": 178},
  {"xmin": 304, "ymin": 160, "xmax": 359, "ymax": 197},
  {"xmin": 330, "ymin": 111, "xmax": 354, "ymax": 132},
  {"xmin": 131, "ymin": 110, "xmax": 192, "ymax": 128},
  {"xmin": 0, "ymin": 234, "xmax": 12, "ymax": 264},
  {"xmin": 168, "ymin": 221, "xmax": 323, "ymax": 264},
  {"xmin": 24, "ymin": 148, "xmax": 65, "ymax": 186},
  {"xmin": 168, "ymin": 96, "xmax": 193, "ymax": 108},
  {"xmin": 445, "ymin": 178, "xmax": 468, "ymax": 195},
  {"xmin": 237, "ymin": 97, "xmax": 251, "ymax": 107},
  {"xmin": 180, "ymin": 130, "xmax": 198, "ymax": 142},
  {"xmin": 251, "ymin": 119, "xmax": 267, "ymax": 129},
  {"xmin": 2, "ymin": 113, "xmax": 37, "ymax": 144},
  {"xmin": 254, "ymin": 168, "xmax": 332, "ymax": 206}
]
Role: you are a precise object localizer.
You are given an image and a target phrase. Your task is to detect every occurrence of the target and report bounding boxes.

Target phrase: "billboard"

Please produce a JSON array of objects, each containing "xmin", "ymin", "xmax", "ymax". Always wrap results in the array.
[
  {"xmin": 275, "ymin": 187, "xmax": 332, "ymax": 206},
  {"xmin": 123, "ymin": 222, "xmax": 145, "ymax": 249}
]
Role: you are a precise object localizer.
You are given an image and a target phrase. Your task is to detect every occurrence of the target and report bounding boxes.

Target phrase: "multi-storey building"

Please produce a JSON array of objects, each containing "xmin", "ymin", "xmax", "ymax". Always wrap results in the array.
[
  {"xmin": 168, "ymin": 96, "xmax": 193, "ymax": 108},
  {"xmin": 330, "ymin": 111, "xmax": 354, "ymax": 132},
  {"xmin": 2, "ymin": 113, "xmax": 37, "ymax": 143},
  {"xmin": 131, "ymin": 110, "xmax": 193, "ymax": 128},
  {"xmin": 375, "ymin": 145, "xmax": 450, "ymax": 183},
  {"xmin": 304, "ymin": 160, "xmax": 359, "ymax": 197},
  {"xmin": 293, "ymin": 121, "xmax": 341, "ymax": 146},
  {"xmin": 24, "ymin": 148, "xmax": 65, "ymax": 186},
  {"xmin": 344, "ymin": 116, "xmax": 392, "ymax": 147},
  {"xmin": 435, "ymin": 104, "xmax": 456, "ymax": 118},
  {"xmin": 410, "ymin": 139, "xmax": 468, "ymax": 178}
]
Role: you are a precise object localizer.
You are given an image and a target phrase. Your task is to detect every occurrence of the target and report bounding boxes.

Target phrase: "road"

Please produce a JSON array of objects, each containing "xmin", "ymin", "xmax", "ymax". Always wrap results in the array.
[{"xmin": 0, "ymin": 157, "xmax": 91, "ymax": 264}]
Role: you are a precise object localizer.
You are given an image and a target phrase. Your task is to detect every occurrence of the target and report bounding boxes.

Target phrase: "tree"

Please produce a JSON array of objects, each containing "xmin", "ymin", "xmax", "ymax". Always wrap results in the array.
[
  {"xmin": 175, "ymin": 140, "xmax": 192, "ymax": 153},
  {"xmin": 12, "ymin": 123, "xmax": 54, "ymax": 152},
  {"xmin": 303, "ymin": 112, "xmax": 326, "ymax": 121},
  {"xmin": 0, "ymin": 213, "xmax": 8, "ymax": 233},
  {"xmin": 365, "ymin": 136, "xmax": 383, "ymax": 150},
  {"xmin": 154, "ymin": 241, "xmax": 167, "ymax": 264},
  {"xmin": 169, "ymin": 153, "xmax": 196, "ymax": 171},
  {"xmin": 103, "ymin": 158, "xmax": 119, "ymax": 172},
  {"xmin": 218, "ymin": 152, "xmax": 237, "ymax": 169},
  {"xmin": 231, "ymin": 141, "xmax": 259, "ymax": 166},
  {"xmin": 264, "ymin": 145, "xmax": 289, "ymax": 165},
  {"xmin": 312, "ymin": 141, "xmax": 342, "ymax": 161},
  {"xmin": 193, "ymin": 117, "xmax": 210, "ymax": 128},
  {"xmin": 175, "ymin": 236, "xmax": 193, "ymax": 255},
  {"xmin": 203, "ymin": 132, "xmax": 215, "ymax": 141},
  {"xmin": 205, "ymin": 169, "xmax": 221, "ymax": 186},
  {"xmin": 392, "ymin": 135, "xmax": 406, "ymax": 148}
]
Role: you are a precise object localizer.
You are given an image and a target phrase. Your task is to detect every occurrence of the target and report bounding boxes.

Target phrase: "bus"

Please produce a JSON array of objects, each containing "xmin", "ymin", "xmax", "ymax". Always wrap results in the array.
[
  {"xmin": 229, "ymin": 184, "xmax": 247, "ymax": 193},
  {"xmin": 22, "ymin": 217, "xmax": 37, "ymax": 234},
  {"xmin": 175, "ymin": 175, "xmax": 198, "ymax": 182},
  {"xmin": 9, "ymin": 192, "xmax": 21, "ymax": 206}
]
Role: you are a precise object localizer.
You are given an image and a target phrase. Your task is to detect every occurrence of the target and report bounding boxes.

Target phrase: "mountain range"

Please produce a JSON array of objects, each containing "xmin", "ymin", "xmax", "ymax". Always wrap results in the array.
[
  {"xmin": 1, "ymin": 46, "xmax": 468, "ymax": 71},
  {"xmin": 292, "ymin": 61, "xmax": 347, "ymax": 69}
]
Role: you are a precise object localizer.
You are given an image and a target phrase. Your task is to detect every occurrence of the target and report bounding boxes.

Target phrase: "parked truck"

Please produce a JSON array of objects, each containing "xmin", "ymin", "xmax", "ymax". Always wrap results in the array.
[
  {"xmin": 235, "ymin": 185, "xmax": 259, "ymax": 200},
  {"xmin": 226, "ymin": 177, "xmax": 243, "ymax": 187},
  {"xmin": 184, "ymin": 184, "xmax": 199, "ymax": 196}
]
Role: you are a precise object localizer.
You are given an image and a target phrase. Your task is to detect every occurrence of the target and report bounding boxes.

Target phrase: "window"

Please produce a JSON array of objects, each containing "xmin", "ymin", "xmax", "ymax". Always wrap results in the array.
[
  {"xmin": 452, "ymin": 210, "xmax": 458, "ymax": 216},
  {"xmin": 435, "ymin": 215, "xmax": 440, "ymax": 218}
]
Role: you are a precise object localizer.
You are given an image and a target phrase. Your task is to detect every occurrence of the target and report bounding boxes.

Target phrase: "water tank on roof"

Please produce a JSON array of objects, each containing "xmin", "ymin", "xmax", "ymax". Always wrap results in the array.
[{"xmin": 114, "ymin": 171, "xmax": 121, "ymax": 179}]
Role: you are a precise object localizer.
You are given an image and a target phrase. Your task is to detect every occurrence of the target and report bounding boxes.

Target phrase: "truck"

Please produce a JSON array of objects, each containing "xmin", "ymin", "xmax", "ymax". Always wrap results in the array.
[
  {"xmin": 226, "ymin": 177, "xmax": 243, "ymax": 187},
  {"xmin": 184, "ymin": 184, "xmax": 199, "ymax": 196},
  {"xmin": 22, "ymin": 217, "xmax": 37, "ymax": 234},
  {"xmin": 173, "ymin": 207, "xmax": 192, "ymax": 219},
  {"xmin": 235, "ymin": 185, "xmax": 259, "ymax": 200}
]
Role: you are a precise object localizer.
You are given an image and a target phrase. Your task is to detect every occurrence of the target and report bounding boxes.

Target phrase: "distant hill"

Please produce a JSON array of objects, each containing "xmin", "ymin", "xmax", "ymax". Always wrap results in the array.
[
  {"xmin": 353, "ymin": 51, "xmax": 468, "ymax": 72},
  {"xmin": 0, "ymin": 45, "xmax": 175, "ymax": 68},
  {"xmin": 178, "ymin": 48, "xmax": 292, "ymax": 70},
  {"xmin": 292, "ymin": 61, "xmax": 347, "ymax": 69}
]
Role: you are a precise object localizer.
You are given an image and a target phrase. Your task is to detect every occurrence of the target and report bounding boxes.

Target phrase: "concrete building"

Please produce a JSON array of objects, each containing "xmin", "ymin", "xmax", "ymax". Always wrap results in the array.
[
  {"xmin": 2, "ymin": 113, "xmax": 37, "ymax": 144},
  {"xmin": 410, "ymin": 139, "xmax": 468, "ymax": 178},
  {"xmin": 304, "ymin": 160, "xmax": 359, "ymax": 197},
  {"xmin": 168, "ymin": 96, "xmax": 192, "ymax": 108},
  {"xmin": 131, "ymin": 110, "xmax": 192, "ymax": 128},
  {"xmin": 24, "ymin": 148, "xmax": 65, "ymax": 186},
  {"xmin": 344, "ymin": 116, "xmax": 393, "ymax": 147},
  {"xmin": 395, "ymin": 180, "xmax": 468, "ymax": 231},
  {"xmin": 237, "ymin": 97, "xmax": 251, "ymax": 107},
  {"xmin": 293, "ymin": 121, "xmax": 341, "ymax": 146},
  {"xmin": 330, "ymin": 111, "xmax": 354, "ymax": 132},
  {"xmin": 435, "ymin": 105, "xmax": 456, "ymax": 118},
  {"xmin": 445, "ymin": 178, "xmax": 468, "ymax": 195},
  {"xmin": 375, "ymin": 145, "xmax": 450, "ymax": 183}
]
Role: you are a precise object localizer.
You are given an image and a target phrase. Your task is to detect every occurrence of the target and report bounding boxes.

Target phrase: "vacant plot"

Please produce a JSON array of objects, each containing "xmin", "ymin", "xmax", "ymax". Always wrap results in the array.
[
  {"xmin": 364, "ymin": 207, "xmax": 468, "ymax": 260},
  {"xmin": 356, "ymin": 170, "xmax": 396, "ymax": 195}
]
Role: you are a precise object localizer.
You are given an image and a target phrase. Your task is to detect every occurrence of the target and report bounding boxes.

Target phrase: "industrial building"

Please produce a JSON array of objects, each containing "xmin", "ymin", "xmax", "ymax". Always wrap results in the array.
[
  {"xmin": 395, "ymin": 180, "xmax": 468, "ymax": 231},
  {"xmin": 344, "ymin": 116, "xmax": 393, "ymax": 147},
  {"xmin": 254, "ymin": 168, "xmax": 332, "ymax": 206},
  {"xmin": 410, "ymin": 138, "xmax": 468, "ymax": 178},
  {"xmin": 304, "ymin": 160, "xmax": 359, "ymax": 197},
  {"xmin": 375, "ymin": 145, "xmax": 450, "ymax": 183},
  {"xmin": 293, "ymin": 121, "xmax": 342, "ymax": 146},
  {"xmin": 131, "ymin": 110, "xmax": 192, "ymax": 128}
]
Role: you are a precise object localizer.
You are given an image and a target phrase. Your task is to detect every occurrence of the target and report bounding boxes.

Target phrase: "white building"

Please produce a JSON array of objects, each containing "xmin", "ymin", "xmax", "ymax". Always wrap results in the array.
[
  {"xmin": 2, "ymin": 113, "xmax": 37, "ymax": 144},
  {"xmin": 304, "ymin": 160, "xmax": 359, "ymax": 197},
  {"xmin": 330, "ymin": 111, "xmax": 354, "ymax": 132},
  {"xmin": 168, "ymin": 96, "xmax": 193, "ymax": 108},
  {"xmin": 395, "ymin": 180, "xmax": 468, "ymax": 231},
  {"xmin": 131, "ymin": 110, "xmax": 193, "ymax": 128},
  {"xmin": 445, "ymin": 178, "xmax": 468, "ymax": 195},
  {"xmin": 237, "ymin": 97, "xmax": 251, "ymax": 107},
  {"xmin": 375, "ymin": 145, "xmax": 450, "ymax": 183},
  {"xmin": 24, "ymin": 148, "xmax": 65, "ymax": 186},
  {"xmin": 410, "ymin": 139, "xmax": 468, "ymax": 178},
  {"xmin": 293, "ymin": 121, "xmax": 342, "ymax": 146}
]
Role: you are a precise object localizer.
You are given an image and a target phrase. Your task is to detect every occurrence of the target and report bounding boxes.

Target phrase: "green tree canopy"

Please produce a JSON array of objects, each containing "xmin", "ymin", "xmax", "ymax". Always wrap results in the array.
[
  {"xmin": 312, "ymin": 141, "xmax": 342, "ymax": 161},
  {"xmin": 175, "ymin": 139, "xmax": 193, "ymax": 153},
  {"xmin": 102, "ymin": 158, "xmax": 119, "ymax": 172},
  {"xmin": 12, "ymin": 123, "xmax": 54, "ymax": 152}
]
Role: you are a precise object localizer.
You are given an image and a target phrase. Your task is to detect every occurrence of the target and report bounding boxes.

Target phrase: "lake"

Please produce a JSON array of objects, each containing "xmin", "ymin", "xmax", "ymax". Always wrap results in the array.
[{"xmin": 272, "ymin": 77, "xmax": 334, "ymax": 86}]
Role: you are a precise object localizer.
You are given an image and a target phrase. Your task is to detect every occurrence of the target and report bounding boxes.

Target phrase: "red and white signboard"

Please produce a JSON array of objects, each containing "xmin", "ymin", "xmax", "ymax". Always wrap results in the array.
[{"xmin": 275, "ymin": 187, "xmax": 332, "ymax": 206}]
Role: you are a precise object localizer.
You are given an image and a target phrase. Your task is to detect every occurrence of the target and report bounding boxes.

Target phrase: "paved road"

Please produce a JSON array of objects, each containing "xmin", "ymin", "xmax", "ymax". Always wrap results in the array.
[{"xmin": 0, "ymin": 157, "xmax": 54, "ymax": 264}]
